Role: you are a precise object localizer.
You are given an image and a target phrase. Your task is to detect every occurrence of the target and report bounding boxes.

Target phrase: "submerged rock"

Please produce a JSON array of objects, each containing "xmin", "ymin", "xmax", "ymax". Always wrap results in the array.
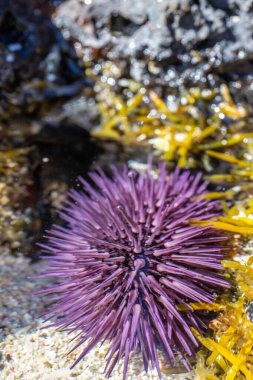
[
  {"xmin": 0, "ymin": 121, "xmax": 99, "ymax": 258},
  {"xmin": 0, "ymin": 146, "xmax": 36, "ymax": 254}
]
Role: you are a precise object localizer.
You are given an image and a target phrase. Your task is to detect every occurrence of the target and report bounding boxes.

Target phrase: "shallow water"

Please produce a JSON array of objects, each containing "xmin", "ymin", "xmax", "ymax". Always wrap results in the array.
[{"xmin": 1, "ymin": 1, "xmax": 253, "ymax": 380}]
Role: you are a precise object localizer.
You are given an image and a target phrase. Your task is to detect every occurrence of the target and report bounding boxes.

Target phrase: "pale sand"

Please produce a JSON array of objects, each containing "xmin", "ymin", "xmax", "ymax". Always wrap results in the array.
[
  {"xmin": 0, "ymin": 324, "xmax": 194, "ymax": 380},
  {"xmin": 0, "ymin": 252, "xmax": 193, "ymax": 380}
]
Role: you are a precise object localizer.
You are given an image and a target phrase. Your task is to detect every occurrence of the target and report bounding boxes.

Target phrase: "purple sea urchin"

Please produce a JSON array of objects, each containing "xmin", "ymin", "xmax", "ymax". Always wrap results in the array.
[{"xmin": 39, "ymin": 160, "xmax": 229, "ymax": 379}]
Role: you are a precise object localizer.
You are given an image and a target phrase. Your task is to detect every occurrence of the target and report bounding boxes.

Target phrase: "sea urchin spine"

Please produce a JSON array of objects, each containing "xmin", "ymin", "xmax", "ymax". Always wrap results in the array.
[{"xmin": 39, "ymin": 160, "xmax": 229, "ymax": 379}]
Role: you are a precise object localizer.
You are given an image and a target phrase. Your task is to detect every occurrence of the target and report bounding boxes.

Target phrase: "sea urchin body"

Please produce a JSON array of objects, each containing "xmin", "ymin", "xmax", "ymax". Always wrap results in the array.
[{"xmin": 39, "ymin": 161, "xmax": 229, "ymax": 379}]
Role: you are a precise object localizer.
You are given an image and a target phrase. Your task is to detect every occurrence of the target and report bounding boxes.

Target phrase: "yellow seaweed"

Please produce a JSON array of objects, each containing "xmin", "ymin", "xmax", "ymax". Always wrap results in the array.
[
  {"xmin": 194, "ymin": 258, "xmax": 253, "ymax": 380},
  {"xmin": 89, "ymin": 62, "xmax": 250, "ymax": 170}
]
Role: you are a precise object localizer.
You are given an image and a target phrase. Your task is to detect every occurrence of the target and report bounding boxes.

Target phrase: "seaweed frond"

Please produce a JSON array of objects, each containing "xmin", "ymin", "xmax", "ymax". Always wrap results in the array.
[{"xmin": 193, "ymin": 258, "xmax": 253, "ymax": 380}]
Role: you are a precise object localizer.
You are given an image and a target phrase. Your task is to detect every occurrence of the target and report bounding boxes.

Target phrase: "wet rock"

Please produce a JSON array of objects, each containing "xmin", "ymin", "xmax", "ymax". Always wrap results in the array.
[
  {"xmin": 55, "ymin": 0, "xmax": 253, "ymax": 91},
  {"xmin": 0, "ymin": 0, "xmax": 87, "ymax": 119}
]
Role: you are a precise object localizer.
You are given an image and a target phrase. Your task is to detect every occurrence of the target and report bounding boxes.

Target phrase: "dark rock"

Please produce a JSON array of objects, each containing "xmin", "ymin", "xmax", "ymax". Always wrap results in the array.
[
  {"xmin": 0, "ymin": 0, "xmax": 88, "ymax": 119},
  {"xmin": 55, "ymin": 0, "xmax": 253, "ymax": 90}
]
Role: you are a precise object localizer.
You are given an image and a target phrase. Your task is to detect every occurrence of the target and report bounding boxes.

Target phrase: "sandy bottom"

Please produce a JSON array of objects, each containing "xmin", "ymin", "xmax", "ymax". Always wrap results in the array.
[
  {"xmin": 0, "ymin": 324, "xmax": 194, "ymax": 380},
  {"xmin": 0, "ymin": 252, "xmax": 193, "ymax": 380}
]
